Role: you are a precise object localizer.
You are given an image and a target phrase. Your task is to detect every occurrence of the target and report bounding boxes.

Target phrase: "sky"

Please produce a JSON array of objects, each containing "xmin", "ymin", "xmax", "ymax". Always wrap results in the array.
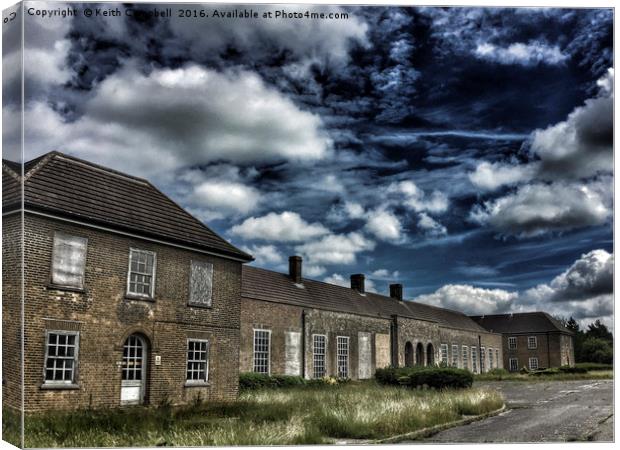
[{"xmin": 2, "ymin": 2, "xmax": 614, "ymax": 328}]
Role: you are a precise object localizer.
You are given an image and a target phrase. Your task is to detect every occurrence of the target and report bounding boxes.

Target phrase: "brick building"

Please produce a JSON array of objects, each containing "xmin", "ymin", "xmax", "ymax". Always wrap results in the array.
[
  {"xmin": 2, "ymin": 152, "xmax": 253, "ymax": 411},
  {"xmin": 471, "ymin": 312, "xmax": 575, "ymax": 371},
  {"xmin": 240, "ymin": 257, "xmax": 504, "ymax": 379}
]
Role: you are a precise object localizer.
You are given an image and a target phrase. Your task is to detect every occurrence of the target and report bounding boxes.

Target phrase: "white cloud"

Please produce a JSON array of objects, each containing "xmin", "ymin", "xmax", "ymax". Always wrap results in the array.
[
  {"xmin": 417, "ymin": 213, "xmax": 447, "ymax": 237},
  {"xmin": 323, "ymin": 273, "xmax": 376, "ymax": 293},
  {"xmin": 388, "ymin": 181, "xmax": 449, "ymax": 214},
  {"xmin": 295, "ymin": 232, "xmax": 375, "ymax": 265},
  {"xmin": 414, "ymin": 284, "xmax": 518, "ymax": 315},
  {"xmin": 474, "ymin": 41, "xmax": 568, "ymax": 66},
  {"xmin": 10, "ymin": 63, "xmax": 332, "ymax": 176},
  {"xmin": 470, "ymin": 180, "xmax": 611, "ymax": 237},
  {"xmin": 305, "ymin": 265, "xmax": 327, "ymax": 278},
  {"xmin": 370, "ymin": 269, "xmax": 400, "ymax": 280},
  {"xmin": 190, "ymin": 180, "xmax": 261, "ymax": 216},
  {"xmin": 365, "ymin": 208, "xmax": 404, "ymax": 242},
  {"xmin": 242, "ymin": 245, "xmax": 284, "ymax": 266},
  {"xmin": 529, "ymin": 68, "xmax": 613, "ymax": 180},
  {"xmin": 469, "ymin": 161, "xmax": 538, "ymax": 191},
  {"xmin": 231, "ymin": 211, "xmax": 329, "ymax": 242}
]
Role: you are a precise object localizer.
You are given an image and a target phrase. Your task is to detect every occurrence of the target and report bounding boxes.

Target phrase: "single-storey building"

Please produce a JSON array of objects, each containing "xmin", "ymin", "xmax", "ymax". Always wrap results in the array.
[
  {"xmin": 471, "ymin": 312, "xmax": 575, "ymax": 371},
  {"xmin": 240, "ymin": 257, "xmax": 504, "ymax": 379}
]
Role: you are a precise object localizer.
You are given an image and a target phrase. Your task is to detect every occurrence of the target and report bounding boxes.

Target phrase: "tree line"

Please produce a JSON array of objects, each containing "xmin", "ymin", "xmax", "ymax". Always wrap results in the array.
[{"xmin": 556, "ymin": 317, "xmax": 613, "ymax": 364}]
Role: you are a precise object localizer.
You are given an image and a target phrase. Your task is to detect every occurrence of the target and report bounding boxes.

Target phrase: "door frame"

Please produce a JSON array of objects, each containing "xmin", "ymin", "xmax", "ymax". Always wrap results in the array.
[{"xmin": 120, "ymin": 333, "xmax": 148, "ymax": 406}]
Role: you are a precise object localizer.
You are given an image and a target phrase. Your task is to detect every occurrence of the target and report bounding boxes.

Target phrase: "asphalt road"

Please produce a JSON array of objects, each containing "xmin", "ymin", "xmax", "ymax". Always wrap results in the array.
[{"xmin": 422, "ymin": 379, "xmax": 614, "ymax": 443}]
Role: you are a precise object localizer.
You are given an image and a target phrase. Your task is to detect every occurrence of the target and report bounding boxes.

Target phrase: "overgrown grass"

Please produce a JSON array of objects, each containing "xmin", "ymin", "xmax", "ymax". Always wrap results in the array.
[
  {"xmin": 475, "ymin": 369, "xmax": 613, "ymax": 382},
  {"xmin": 2, "ymin": 407, "xmax": 21, "ymax": 448},
  {"xmin": 6, "ymin": 383, "xmax": 503, "ymax": 447}
]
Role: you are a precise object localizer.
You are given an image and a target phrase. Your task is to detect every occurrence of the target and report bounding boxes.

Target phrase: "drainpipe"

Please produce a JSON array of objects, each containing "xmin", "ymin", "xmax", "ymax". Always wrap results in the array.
[
  {"xmin": 390, "ymin": 315, "xmax": 399, "ymax": 367},
  {"xmin": 301, "ymin": 310, "xmax": 307, "ymax": 378},
  {"xmin": 547, "ymin": 331, "xmax": 551, "ymax": 368},
  {"xmin": 478, "ymin": 335, "xmax": 482, "ymax": 374}
]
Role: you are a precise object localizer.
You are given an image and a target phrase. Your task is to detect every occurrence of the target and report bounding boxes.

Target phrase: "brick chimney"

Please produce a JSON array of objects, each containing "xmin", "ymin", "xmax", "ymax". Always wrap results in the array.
[
  {"xmin": 350, "ymin": 274, "xmax": 365, "ymax": 293},
  {"xmin": 289, "ymin": 256, "xmax": 302, "ymax": 283},
  {"xmin": 389, "ymin": 284, "xmax": 403, "ymax": 301}
]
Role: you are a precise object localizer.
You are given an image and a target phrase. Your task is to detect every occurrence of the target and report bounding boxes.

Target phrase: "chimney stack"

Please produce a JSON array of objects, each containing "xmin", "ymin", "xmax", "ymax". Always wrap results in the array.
[
  {"xmin": 289, "ymin": 256, "xmax": 302, "ymax": 283},
  {"xmin": 389, "ymin": 284, "xmax": 403, "ymax": 301},
  {"xmin": 350, "ymin": 274, "xmax": 365, "ymax": 294}
]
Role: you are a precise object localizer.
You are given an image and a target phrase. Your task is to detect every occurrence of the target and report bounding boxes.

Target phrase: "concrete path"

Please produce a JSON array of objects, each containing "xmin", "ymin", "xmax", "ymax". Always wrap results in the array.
[{"xmin": 421, "ymin": 379, "xmax": 614, "ymax": 443}]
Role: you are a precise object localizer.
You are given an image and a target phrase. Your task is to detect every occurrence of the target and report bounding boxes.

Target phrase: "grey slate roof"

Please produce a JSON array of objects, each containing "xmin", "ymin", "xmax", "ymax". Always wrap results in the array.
[
  {"xmin": 2, "ymin": 151, "xmax": 253, "ymax": 261},
  {"xmin": 470, "ymin": 312, "xmax": 574, "ymax": 334},
  {"xmin": 242, "ymin": 266, "xmax": 489, "ymax": 332}
]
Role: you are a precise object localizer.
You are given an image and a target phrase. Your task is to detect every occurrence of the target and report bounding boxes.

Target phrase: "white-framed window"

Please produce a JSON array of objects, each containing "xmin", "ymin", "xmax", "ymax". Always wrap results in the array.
[
  {"xmin": 527, "ymin": 336, "xmax": 538, "ymax": 349},
  {"xmin": 488, "ymin": 348, "xmax": 494, "ymax": 369},
  {"xmin": 440, "ymin": 344, "xmax": 448, "ymax": 365},
  {"xmin": 127, "ymin": 248, "xmax": 156, "ymax": 298},
  {"xmin": 462, "ymin": 345, "xmax": 469, "ymax": 370},
  {"xmin": 186, "ymin": 339, "xmax": 209, "ymax": 383},
  {"xmin": 313, "ymin": 334, "xmax": 327, "ymax": 379},
  {"xmin": 337, "ymin": 336, "xmax": 349, "ymax": 378},
  {"xmin": 529, "ymin": 357, "xmax": 539, "ymax": 370},
  {"xmin": 189, "ymin": 260, "xmax": 214, "ymax": 306},
  {"xmin": 480, "ymin": 346, "xmax": 486, "ymax": 372},
  {"xmin": 451, "ymin": 344, "xmax": 459, "ymax": 367},
  {"xmin": 51, "ymin": 232, "xmax": 88, "ymax": 289},
  {"xmin": 471, "ymin": 346, "xmax": 478, "ymax": 373},
  {"xmin": 495, "ymin": 349, "xmax": 500, "ymax": 368},
  {"xmin": 508, "ymin": 336, "xmax": 517, "ymax": 350},
  {"xmin": 43, "ymin": 331, "xmax": 79, "ymax": 385},
  {"xmin": 509, "ymin": 358, "xmax": 519, "ymax": 372},
  {"xmin": 253, "ymin": 329, "xmax": 271, "ymax": 374}
]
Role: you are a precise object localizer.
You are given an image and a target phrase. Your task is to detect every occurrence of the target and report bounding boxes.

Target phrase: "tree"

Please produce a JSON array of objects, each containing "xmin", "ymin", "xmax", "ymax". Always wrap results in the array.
[
  {"xmin": 565, "ymin": 317, "xmax": 580, "ymax": 333},
  {"xmin": 585, "ymin": 320, "xmax": 613, "ymax": 341},
  {"xmin": 580, "ymin": 337, "xmax": 613, "ymax": 364}
]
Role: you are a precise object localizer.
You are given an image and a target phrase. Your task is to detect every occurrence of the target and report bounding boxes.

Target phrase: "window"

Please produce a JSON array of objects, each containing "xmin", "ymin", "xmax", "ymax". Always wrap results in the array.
[
  {"xmin": 527, "ymin": 336, "xmax": 538, "ymax": 349},
  {"xmin": 495, "ymin": 349, "xmax": 500, "ymax": 368},
  {"xmin": 313, "ymin": 334, "xmax": 327, "ymax": 379},
  {"xmin": 462, "ymin": 345, "xmax": 469, "ymax": 370},
  {"xmin": 480, "ymin": 346, "xmax": 486, "ymax": 372},
  {"xmin": 189, "ymin": 261, "xmax": 213, "ymax": 306},
  {"xmin": 509, "ymin": 358, "xmax": 519, "ymax": 372},
  {"xmin": 186, "ymin": 339, "xmax": 209, "ymax": 383},
  {"xmin": 471, "ymin": 347, "xmax": 477, "ymax": 373},
  {"xmin": 44, "ymin": 331, "xmax": 79, "ymax": 385},
  {"xmin": 508, "ymin": 336, "xmax": 517, "ymax": 350},
  {"xmin": 488, "ymin": 348, "xmax": 494, "ymax": 369},
  {"xmin": 253, "ymin": 330, "xmax": 271, "ymax": 374},
  {"xmin": 127, "ymin": 249, "xmax": 156, "ymax": 298},
  {"xmin": 451, "ymin": 344, "xmax": 459, "ymax": 367},
  {"xmin": 337, "ymin": 336, "xmax": 349, "ymax": 378},
  {"xmin": 529, "ymin": 357, "xmax": 539, "ymax": 370},
  {"xmin": 440, "ymin": 344, "xmax": 448, "ymax": 365},
  {"xmin": 51, "ymin": 233, "xmax": 87, "ymax": 289}
]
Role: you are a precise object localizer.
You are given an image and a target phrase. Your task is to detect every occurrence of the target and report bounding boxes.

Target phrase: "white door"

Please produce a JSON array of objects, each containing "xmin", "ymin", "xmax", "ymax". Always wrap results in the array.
[{"xmin": 121, "ymin": 334, "xmax": 147, "ymax": 405}]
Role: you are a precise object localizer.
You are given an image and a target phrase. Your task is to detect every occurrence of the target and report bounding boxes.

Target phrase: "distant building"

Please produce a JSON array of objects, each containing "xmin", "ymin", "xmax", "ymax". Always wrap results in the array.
[
  {"xmin": 240, "ymin": 258, "xmax": 503, "ymax": 379},
  {"xmin": 471, "ymin": 312, "xmax": 575, "ymax": 371},
  {"xmin": 2, "ymin": 152, "xmax": 253, "ymax": 411}
]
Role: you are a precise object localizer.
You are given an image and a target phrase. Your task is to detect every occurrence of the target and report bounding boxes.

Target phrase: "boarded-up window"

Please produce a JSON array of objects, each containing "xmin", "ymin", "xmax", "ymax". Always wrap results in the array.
[
  {"xmin": 189, "ymin": 261, "xmax": 213, "ymax": 306},
  {"xmin": 375, "ymin": 333, "xmax": 391, "ymax": 370},
  {"xmin": 51, "ymin": 233, "xmax": 87, "ymax": 288},
  {"xmin": 358, "ymin": 332, "xmax": 371, "ymax": 379},
  {"xmin": 284, "ymin": 331, "xmax": 301, "ymax": 376}
]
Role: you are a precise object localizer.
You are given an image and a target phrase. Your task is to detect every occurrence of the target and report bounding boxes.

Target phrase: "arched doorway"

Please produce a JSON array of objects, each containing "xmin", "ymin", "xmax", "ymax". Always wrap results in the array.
[
  {"xmin": 426, "ymin": 343, "xmax": 435, "ymax": 366},
  {"xmin": 120, "ymin": 334, "xmax": 148, "ymax": 405},
  {"xmin": 404, "ymin": 341, "xmax": 414, "ymax": 367},
  {"xmin": 415, "ymin": 342, "xmax": 424, "ymax": 366}
]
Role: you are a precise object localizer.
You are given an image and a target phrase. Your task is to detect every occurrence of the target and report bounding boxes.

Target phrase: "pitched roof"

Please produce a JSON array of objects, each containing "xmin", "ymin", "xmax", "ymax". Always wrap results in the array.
[
  {"xmin": 470, "ymin": 312, "xmax": 574, "ymax": 334},
  {"xmin": 2, "ymin": 151, "xmax": 252, "ymax": 261},
  {"xmin": 242, "ymin": 266, "xmax": 489, "ymax": 332}
]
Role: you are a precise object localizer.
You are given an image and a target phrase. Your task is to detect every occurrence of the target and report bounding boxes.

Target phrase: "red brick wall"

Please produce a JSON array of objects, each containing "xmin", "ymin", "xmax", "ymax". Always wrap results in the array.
[{"xmin": 19, "ymin": 214, "xmax": 242, "ymax": 411}]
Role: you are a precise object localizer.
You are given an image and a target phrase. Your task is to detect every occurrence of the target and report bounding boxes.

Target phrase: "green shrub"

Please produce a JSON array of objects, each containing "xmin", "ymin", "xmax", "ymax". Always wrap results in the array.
[
  {"xmin": 375, "ymin": 367, "xmax": 420, "ymax": 385},
  {"xmin": 406, "ymin": 367, "xmax": 473, "ymax": 389},
  {"xmin": 575, "ymin": 362, "xmax": 613, "ymax": 371},
  {"xmin": 530, "ymin": 368, "xmax": 559, "ymax": 376},
  {"xmin": 239, "ymin": 373, "xmax": 307, "ymax": 390},
  {"xmin": 558, "ymin": 365, "xmax": 588, "ymax": 374}
]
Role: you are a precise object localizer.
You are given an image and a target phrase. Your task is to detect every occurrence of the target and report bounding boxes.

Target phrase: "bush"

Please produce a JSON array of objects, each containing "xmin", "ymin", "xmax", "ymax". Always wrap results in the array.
[
  {"xmin": 574, "ymin": 362, "xmax": 613, "ymax": 371},
  {"xmin": 375, "ymin": 366, "xmax": 473, "ymax": 390},
  {"xmin": 530, "ymin": 368, "xmax": 559, "ymax": 376},
  {"xmin": 239, "ymin": 373, "xmax": 306, "ymax": 390},
  {"xmin": 557, "ymin": 365, "xmax": 588, "ymax": 374}
]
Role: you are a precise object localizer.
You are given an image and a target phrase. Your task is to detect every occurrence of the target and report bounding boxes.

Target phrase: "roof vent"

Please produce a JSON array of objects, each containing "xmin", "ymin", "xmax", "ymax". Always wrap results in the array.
[
  {"xmin": 389, "ymin": 284, "xmax": 403, "ymax": 301},
  {"xmin": 289, "ymin": 256, "xmax": 302, "ymax": 284},
  {"xmin": 351, "ymin": 274, "xmax": 365, "ymax": 294}
]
